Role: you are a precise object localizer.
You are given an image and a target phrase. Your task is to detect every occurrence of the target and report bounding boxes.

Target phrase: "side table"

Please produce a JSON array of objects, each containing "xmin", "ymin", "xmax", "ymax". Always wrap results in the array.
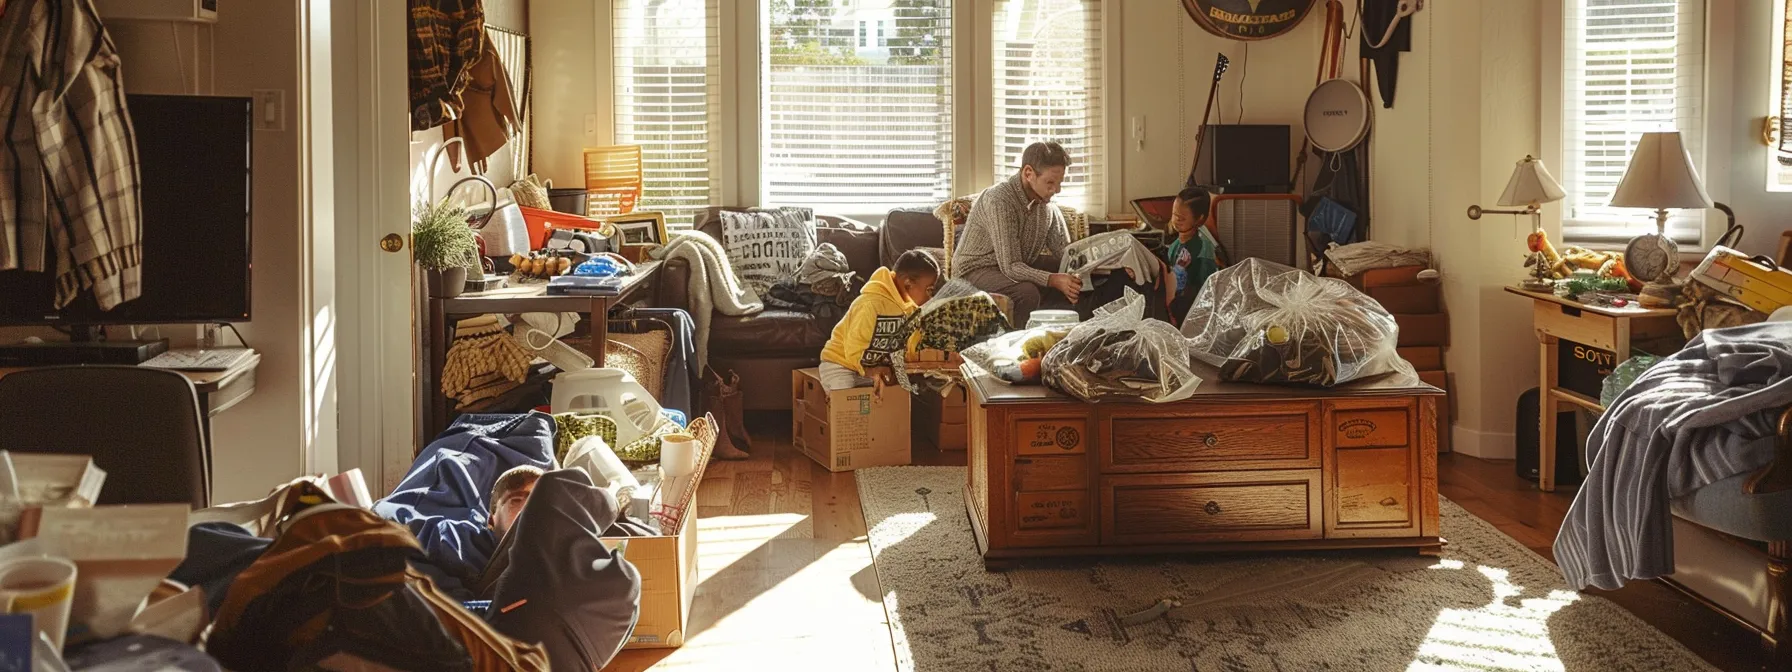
[{"xmin": 1505, "ymin": 287, "xmax": 1680, "ymax": 491}]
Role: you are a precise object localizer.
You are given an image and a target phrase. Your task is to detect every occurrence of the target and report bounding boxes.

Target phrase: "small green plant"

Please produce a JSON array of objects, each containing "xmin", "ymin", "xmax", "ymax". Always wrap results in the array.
[{"xmin": 411, "ymin": 200, "xmax": 480, "ymax": 271}]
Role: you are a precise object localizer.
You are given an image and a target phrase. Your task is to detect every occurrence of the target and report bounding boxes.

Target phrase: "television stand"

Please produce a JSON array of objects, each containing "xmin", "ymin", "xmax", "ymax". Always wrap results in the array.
[{"xmin": 0, "ymin": 337, "xmax": 170, "ymax": 366}]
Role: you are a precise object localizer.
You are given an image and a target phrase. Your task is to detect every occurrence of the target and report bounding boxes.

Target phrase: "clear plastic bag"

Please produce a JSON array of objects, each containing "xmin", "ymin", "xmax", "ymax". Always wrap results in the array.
[
  {"xmin": 1182, "ymin": 258, "xmax": 1415, "ymax": 387},
  {"xmin": 960, "ymin": 326, "xmax": 1071, "ymax": 385},
  {"xmin": 1600, "ymin": 354, "xmax": 1661, "ymax": 408},
  {"xmin": 1041, "ymin": 289, "xmax": 1202, "ymax": 403}
]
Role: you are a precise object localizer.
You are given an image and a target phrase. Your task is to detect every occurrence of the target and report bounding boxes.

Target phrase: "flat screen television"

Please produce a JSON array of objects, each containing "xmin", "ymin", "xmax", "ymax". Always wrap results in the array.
[{"xmin": 0, "ymin": 94, "xmax": 252, "ymax": 332}]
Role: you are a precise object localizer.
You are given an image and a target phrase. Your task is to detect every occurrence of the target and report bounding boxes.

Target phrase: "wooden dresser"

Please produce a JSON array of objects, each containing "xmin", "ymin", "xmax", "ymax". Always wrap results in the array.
[{"xmin": 963, "ymin": 365, "xmax": 1444, "ymax": 568}]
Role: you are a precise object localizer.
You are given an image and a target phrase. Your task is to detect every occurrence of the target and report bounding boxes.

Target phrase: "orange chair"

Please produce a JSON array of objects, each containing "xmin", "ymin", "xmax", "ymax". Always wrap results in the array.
[{"xmin": 582, "ymin": 145, "xmax": 644, "ymax": 218}]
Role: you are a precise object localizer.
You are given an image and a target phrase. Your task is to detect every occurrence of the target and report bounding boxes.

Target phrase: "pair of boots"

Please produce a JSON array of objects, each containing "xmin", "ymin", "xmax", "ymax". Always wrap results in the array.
[{"xmin": 703, "ymin": 368, "xmax": 753, "ymax": 460}]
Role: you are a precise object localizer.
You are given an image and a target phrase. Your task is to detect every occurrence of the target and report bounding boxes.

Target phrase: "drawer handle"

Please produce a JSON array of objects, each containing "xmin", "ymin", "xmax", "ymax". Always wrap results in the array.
[
  {"xmin": 1203, "ymin": 500, "xmax": 1222, "ymax": 515},
  {"xmin": 1202, "ymin": 433, "xmax": 1218, "ymax": 448},
  {"xmin": 1380, "ymin": 497, "xmax": 1399, "ymax": 507}
]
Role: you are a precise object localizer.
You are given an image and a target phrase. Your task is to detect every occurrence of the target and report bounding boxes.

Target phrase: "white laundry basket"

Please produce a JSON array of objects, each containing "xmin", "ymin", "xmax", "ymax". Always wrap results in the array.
[{"xmin": 551, "ymin": 368, "xmax": 665, "ymax": 449}]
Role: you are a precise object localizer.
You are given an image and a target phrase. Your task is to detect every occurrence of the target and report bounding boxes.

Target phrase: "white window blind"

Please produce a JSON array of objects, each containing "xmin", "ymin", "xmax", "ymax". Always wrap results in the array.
[
  {"xmin": 992, "ymin": 0, "xmax": 1104, "ymax": 214},
  {"xmin": 613, "ymin": 0, "xmax": 720, "ymax": 226},
  {"xmin": 762, "ymin": 0, "xmax": 953, "ymax": 211},
  {"xmin": 1560, "ymin": 0, "xmax": 1705, "ymax": 246}
]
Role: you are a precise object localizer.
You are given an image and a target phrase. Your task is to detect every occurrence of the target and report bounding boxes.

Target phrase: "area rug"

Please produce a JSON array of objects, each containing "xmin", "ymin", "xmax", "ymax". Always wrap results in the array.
[{"xmin": 857, "ymin": 466, "xmax": 1713, "ymax": 672}]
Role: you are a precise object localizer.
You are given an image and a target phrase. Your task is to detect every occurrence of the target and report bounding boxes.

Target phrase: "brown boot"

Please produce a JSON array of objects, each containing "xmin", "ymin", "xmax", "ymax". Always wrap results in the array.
[
  {"xmin": 704, "ymin": 370, "xmax": 750, "ymax": 460},
  {"xmin": 720, "ymin": 370, "xmax": 754, "ymax": 451}
]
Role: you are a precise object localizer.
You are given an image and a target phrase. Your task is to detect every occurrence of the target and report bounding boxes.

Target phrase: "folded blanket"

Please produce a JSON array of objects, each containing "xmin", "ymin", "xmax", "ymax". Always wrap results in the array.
[
  {"xmin": 651, "ymin": 230, "xmax": 764, "ymax": 369},
  {"xmin": 374, "ymin": 412, "xmax": 559, "ymax": 599},
  {"xmin": 1555, "ymin": 322, "xmax": 1792, "ymax": 590},
  {"xmin": 1323, "ymin": 241, "xmax": 1431, "ymax": 277}
]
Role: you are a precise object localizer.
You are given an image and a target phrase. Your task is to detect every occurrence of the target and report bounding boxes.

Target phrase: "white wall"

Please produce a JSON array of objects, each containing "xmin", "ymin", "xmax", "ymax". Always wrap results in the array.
[
  {"xmin": 105, "ymin": 2, "xmax": 318, "ymax": 500},
  {"xmin": 1710, "ymin": 0, "xmax": 1792, "ymax": 256}
]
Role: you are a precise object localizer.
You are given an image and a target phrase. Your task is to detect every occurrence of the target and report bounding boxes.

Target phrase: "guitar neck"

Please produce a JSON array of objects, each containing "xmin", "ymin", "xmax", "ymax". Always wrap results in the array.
[{"xmin": 1185, "ymin": 77, "xmax": 1225, "ymax": 187}]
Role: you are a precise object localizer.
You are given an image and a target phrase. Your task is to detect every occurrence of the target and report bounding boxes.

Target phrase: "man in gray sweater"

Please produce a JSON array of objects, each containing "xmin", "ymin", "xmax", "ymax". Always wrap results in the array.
[{"xmin": 950, "ymin": 141, "xmax": 1082, "ymax": 325}]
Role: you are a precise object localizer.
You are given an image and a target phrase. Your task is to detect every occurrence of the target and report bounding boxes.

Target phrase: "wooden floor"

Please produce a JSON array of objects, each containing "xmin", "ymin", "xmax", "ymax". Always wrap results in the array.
[{"xmin": 605, "ymin": 413, "xmax": 1772, "ymax": 672}]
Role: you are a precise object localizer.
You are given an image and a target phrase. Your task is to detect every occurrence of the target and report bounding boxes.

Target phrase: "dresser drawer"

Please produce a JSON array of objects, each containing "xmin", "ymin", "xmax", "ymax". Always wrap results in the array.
[
  {"xmin": 1101, "ymin": 403, "xmax": 1320, "ymax": 473},
  {"xmin": 1100, "ymin": 470, "xmax": 1323, "ymax": 545}
]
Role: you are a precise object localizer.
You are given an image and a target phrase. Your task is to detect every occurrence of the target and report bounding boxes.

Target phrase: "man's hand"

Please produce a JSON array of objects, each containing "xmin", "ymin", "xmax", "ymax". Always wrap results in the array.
[
  {"xmin": 1048, "ymin": 273, "xmax": 1083, "ymax": 304},
  {"xmin": 867, "ymin": 366, "xmax": 896, "ymax": 402}
]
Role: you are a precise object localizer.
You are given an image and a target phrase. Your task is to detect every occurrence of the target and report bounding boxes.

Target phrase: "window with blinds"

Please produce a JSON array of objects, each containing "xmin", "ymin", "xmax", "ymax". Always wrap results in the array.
[
  {"xmin": 761, "ymin": 0, "xmax": 953, "ymax": 212},
  {"xmin": 613, "ymin": 0, "xmax": 720, "ymax": 226},
  {"xmin": 991, "ymin": 0, "xmax": 1104, "ymax": 214},
  {"xmin": 1560, "ymin": 0, "xmax": 1705, "ymax": 246}
]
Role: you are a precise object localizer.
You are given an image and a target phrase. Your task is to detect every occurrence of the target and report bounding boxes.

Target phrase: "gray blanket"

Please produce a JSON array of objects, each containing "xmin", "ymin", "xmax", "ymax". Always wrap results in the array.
[{"xmin": 1555, "ymin": 321, "xmax": 1792, "ymax": 590}]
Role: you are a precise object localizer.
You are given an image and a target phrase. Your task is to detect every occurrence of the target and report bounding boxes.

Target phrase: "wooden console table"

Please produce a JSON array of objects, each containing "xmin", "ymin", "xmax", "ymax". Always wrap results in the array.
[
  {"xmin": 963, "ymin": 364, "xmax": 1443, "ymax": 569},
  {"xmin": 1504, "ymin": 287, "xmax": 1680, "ymax": 492},
  {"xmin": 424, "ymin": 262, "xmax": 660, "ymax": 441}
]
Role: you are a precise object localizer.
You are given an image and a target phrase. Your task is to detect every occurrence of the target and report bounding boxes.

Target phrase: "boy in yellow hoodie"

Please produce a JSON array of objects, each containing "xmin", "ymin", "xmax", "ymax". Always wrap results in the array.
[{"xmin": 818, "ymin": 250, "xmax": 940, "ymax": 394}]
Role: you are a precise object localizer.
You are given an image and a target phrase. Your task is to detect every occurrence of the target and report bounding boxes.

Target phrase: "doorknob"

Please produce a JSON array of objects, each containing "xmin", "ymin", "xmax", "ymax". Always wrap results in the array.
[{"xmin": 380, "ymin": 233, "xmax": 405, "ymax": 253}]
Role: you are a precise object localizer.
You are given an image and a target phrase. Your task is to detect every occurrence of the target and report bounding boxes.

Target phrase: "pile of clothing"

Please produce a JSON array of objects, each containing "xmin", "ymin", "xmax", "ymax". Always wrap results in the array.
[
  {"xmin": 763, "ymin": 243, "xmax": 860, "ymax": 327},
  {"xmin": 165, "ymin": 412, "xmax": 665, "ymax": 670}
]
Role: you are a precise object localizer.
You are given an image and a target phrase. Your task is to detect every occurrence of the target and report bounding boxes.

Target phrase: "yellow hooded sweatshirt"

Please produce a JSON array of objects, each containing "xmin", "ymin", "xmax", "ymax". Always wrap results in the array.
[{"xmin": 819, "ymin": 267, "xmax": 923, "ymax": 375}]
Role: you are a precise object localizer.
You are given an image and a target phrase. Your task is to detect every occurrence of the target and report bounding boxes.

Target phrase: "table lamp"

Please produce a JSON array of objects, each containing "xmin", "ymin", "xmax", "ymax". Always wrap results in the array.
[
  {"xmin": 1608, "ymin": 131, "xmax": 1712, "ymax": 306},
  {"xmin": 1467, "ymin": 156, "xmax": 1566, "ymax": 290}
]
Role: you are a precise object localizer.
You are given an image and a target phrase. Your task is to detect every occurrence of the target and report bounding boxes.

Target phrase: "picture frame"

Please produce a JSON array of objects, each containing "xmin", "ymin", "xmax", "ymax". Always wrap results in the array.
[{"xmin": 605, "ymin": 211, "xmax": 668, "ymax": 247}]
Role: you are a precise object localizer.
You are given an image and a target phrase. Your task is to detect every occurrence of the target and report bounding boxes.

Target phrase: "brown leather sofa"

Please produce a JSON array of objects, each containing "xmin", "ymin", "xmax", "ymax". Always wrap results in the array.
[{"xmin": 653, "ymin": 207, "xmax": 948, "ymax": 410}]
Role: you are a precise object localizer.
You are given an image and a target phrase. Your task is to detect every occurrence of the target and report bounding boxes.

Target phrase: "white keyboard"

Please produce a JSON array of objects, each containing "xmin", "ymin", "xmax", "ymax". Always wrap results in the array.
[{"xmin": 141, "ymin": 347, "xmax": 256, "ymax": 372}]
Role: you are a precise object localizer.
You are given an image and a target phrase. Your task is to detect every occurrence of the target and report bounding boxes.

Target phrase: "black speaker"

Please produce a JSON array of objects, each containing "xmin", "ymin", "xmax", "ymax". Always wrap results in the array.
[
  {"xmin": 1204, "ymin": 124, "xmax": 1292, "ymax": 194},
  {"xmin": 1515, "ymin": 387, "xmax": 1584, "ymax": 485}
]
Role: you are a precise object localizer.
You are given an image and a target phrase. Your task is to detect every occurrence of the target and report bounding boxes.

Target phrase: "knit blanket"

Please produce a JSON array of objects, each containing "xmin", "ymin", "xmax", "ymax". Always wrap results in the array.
[{"xmin": 651, "ymin": 230, "xmax": 763, "ymax": 369}]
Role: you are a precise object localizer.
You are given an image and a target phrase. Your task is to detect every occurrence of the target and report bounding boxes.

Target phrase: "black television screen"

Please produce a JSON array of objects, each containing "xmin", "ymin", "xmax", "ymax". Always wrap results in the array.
[{"xmin": 0, "ymin": 94, "xmax": 252, "ymax": 325}]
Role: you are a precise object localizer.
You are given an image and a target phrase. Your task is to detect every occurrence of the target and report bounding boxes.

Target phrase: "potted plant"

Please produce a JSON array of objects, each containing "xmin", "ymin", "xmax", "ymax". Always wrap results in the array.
[{"xmin": 413, "ymin": 200, "xmax": 480, "ymax": 298}]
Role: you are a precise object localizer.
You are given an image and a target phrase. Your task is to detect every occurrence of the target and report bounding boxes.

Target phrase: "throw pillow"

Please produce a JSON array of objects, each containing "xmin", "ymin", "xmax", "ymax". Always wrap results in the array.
[{"xmin": 718, "ymin": 207, "xmax": 816, "ymax": 296}]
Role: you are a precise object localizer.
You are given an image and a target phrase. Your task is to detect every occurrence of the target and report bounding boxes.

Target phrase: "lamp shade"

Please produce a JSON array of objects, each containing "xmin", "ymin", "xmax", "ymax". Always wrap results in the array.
[
  {"xmin": 1496, "ymin": 156, "xmax": 1566, "ymax": 207},
  {"xmin": 1608, "ymin": 131, "xmax": 1713, "ymax": 210}
]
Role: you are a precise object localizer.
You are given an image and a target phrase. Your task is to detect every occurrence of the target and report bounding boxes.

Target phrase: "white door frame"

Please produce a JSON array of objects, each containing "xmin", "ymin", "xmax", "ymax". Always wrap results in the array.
[{"xmin": 331, "ymin": 0, "xmax": 416, "ymax": 492}]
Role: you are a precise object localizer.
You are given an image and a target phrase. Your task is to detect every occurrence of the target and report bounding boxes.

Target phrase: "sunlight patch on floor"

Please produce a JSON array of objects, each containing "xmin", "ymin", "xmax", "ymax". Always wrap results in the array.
[
  {"xmin": 1410, "ymin": 564, "xmax": 1583, "ymax": 671},
  {"xmin": 865, "ymin": 511, "xmax": 935, "ymax": 557}
]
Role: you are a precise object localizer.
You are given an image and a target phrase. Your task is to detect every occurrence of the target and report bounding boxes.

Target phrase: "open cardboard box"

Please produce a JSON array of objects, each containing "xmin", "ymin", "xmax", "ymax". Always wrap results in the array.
[{"xmin": 605, "ymin": 414, "xmax": 717, "ymax": 649}]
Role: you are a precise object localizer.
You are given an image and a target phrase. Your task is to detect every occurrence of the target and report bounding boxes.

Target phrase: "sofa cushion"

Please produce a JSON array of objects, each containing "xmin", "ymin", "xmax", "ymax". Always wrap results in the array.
[
  {"xmin": 1670, "ymin": 434, "xmax": 1792, "ymax": 542},
  {"xmin": 880, "ymin": 207, "xmax": 946, "ymax": 269},
  {"xmin": 707, "ymin": 310, "xmax": 830, "ymax": 358},
  {"xmin": 817, "ymin": 225, "xmax": 882, "ymax": 282}
]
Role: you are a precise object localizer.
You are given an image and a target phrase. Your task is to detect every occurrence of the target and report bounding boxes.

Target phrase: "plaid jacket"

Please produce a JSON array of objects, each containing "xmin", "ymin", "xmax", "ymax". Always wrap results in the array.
[
  {"xmin": 0, "ymin": 0, "xmax": 142, "ymax": 309},
  {"xmin": 409, "ymin": 0, "xmax": 486, "ymax": 132}
]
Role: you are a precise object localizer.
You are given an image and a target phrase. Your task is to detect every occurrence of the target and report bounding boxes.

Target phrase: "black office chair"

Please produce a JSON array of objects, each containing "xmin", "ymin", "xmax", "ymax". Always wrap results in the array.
[{"xmin": 0, "ymin": 365, "xmax": 210, "ymax": 508}]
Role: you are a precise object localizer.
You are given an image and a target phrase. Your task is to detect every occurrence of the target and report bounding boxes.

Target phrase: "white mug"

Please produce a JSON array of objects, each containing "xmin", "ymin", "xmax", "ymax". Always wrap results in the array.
[
  {"xmin": 659, "ymin": 432, "xmax": 698, "ymax": 481},
  {"xmin": 0, "ymin": 556, "xmax": 77, "ymax": 650}
]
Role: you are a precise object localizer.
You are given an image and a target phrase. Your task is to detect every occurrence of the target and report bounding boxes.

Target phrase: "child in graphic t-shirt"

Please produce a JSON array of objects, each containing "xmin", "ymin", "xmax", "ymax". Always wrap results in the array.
[
  {"xmin": 816, "ymin": 250, "xmax": 940, "ymax": 394},
  {"xmin": 1164, "ymin": 186, "xmax": 1219, "ymax": 324}
]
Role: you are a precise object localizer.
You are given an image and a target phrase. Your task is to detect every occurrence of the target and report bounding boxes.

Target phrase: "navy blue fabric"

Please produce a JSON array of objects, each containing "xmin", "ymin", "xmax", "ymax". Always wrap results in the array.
[
  {"xmin": 620, "ymin": 308, "xmax": 698, "ymax": 415},
  {"xmin": 167, "ymin": 522, "xmax": 272, "ymax": 617},
  {"xmin": 375, "ymin": 412, "xmax": 558, "ymax": 599}
]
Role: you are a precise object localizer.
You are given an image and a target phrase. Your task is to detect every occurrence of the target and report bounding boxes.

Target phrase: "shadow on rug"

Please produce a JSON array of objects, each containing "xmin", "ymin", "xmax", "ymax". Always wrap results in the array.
[{"xmin": 856, "ymin": 466, "xmax": 1712, "ymax": 672}]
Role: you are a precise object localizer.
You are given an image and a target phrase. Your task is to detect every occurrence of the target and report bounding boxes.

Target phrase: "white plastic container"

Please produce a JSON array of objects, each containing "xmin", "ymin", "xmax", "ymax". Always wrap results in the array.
[
  {"xmin": 565, "ymin": 435, "xmax": 640, "ymax": 494},
  {"xmin": 551, "ymin": 368, "xmax": 664, "ymax": 448},
  {"xmin": 1026, "ymin": 309, "xmax": 1080, "ymax": 330}
]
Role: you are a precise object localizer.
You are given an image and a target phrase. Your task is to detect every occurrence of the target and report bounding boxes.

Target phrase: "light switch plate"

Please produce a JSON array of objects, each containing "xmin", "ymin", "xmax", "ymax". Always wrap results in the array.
[{"xmin": 251, "ymin": 89, "xmax": 284, "ymax": 131}]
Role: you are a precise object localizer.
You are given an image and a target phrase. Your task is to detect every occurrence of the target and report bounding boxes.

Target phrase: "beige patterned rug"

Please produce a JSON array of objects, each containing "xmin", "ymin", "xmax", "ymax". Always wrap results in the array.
[{"xmin": 857, "ymin": 466, "xmax": 1713, "ymax": 672}]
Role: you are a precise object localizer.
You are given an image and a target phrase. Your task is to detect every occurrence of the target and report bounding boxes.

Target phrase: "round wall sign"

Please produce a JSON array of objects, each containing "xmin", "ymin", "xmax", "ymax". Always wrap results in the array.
[{"xmin": 1181, "ymin": 0, "xmax": 1319, "ymax": 41}]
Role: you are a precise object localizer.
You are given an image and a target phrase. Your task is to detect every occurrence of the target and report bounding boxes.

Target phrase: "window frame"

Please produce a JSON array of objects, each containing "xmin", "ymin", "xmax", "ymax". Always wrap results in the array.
[
  {"xmin": 599, "ymin": 0, "xmax": 1120, "ymax": 224},
  {"xmin": 1547, "ymin": 0, "xmax": 1710, "ymax": 251}
]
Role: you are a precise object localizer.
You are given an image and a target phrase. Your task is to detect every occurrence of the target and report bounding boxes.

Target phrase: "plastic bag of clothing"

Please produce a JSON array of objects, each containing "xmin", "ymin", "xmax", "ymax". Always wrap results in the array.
[
  {"xmin": 960, "ymin": 326, "xmax": 1071, "ymax": 385},
  {"xmin": 1041, "ymin": 289, "xmax": 1202, "ymax": 403},
  {"xmin": 1600, "ymin": 354, "xmax": 1662, "ymax": 408},
  {"xmin": 1182, "ymin": 258, "xmax": 1414, "ymax": 387}
]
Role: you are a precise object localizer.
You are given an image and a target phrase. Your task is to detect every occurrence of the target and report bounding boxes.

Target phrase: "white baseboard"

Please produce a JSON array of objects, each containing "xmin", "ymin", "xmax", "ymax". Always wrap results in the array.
[{"xmin": 1452, "ymin": 426, "xmax": 1516, "ymax": 460}]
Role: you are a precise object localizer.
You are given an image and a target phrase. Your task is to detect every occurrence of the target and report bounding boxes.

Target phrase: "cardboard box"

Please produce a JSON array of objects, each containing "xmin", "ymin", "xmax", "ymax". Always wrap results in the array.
[
  {"xmin": 913, "ymin": 388, "xmax": 969, "ymax": 452},
  {"xmin": 1330, "ymin": 264, "xmax": 1426, "ymax": 289},
  {"xmin": 608, "ymin": 415, "xmax": 718, "ymax": 649},
  {"xmin": 792, "ymin": 369, "xmax": 911, "ymax": 472},
  {"xmin": 1393, "ymin": 313, "xmax": 1450, "ymax": 347},
  {"xmin": 1397, "ymin": 346, "xmax": 1444, "ymax": 371},
  {"xmin": 1367, "ymin": 283, "xmax": 1440, "ymax": 314}
]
